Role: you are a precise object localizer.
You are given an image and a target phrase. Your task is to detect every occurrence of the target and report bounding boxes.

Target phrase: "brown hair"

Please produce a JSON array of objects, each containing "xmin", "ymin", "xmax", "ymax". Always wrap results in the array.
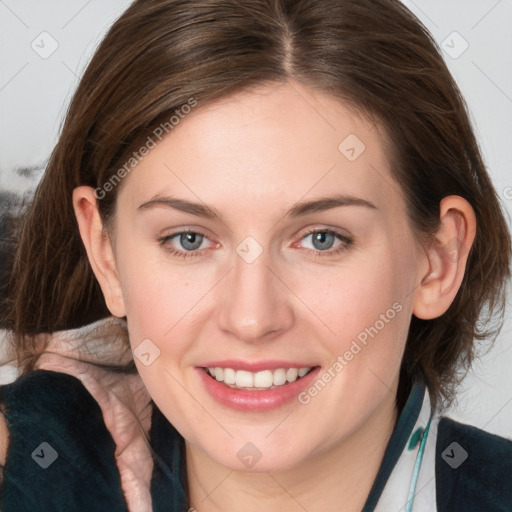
[{"xmin": 1, "ymin": 0, "xmax": 510, "ymax": 410}]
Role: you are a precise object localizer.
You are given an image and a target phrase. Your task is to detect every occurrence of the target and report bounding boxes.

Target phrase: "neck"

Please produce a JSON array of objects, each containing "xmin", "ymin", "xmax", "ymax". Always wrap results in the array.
[{"xmin": 185, "ymin": 390, "xmax": 399, "ymax": 512}]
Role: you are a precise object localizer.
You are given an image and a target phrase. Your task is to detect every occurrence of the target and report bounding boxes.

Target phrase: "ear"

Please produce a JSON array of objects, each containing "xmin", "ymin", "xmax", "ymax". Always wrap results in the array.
[
  {"xmin": 412, "ymin": 195, "xmax": 476, "ymax": 320},
  {"xmin": 72, "ymin": 186, "xmax": 126, "ymax": 318}
]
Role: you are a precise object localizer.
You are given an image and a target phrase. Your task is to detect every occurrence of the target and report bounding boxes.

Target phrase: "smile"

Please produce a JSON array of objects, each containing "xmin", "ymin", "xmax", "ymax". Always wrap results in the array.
[
  {"xmin": 204, "ymin": 366, "xmax": 313, "ymax": 390},
  {"xmin": 197, "ymin": 361, "xmax": 321, "ymax": 411}
]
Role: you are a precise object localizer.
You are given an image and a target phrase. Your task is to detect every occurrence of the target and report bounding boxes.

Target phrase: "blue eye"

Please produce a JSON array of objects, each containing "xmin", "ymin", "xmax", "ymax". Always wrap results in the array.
[
  {"xmin": 175, "ymin": 231, "xmax": 204, "ymax": 251},
  {"xmin": 297, "ymin": 229, "xmax": 353, "ymax": 257},
  {"xmin": 158, "ymin": 229, "xmax": 208, "ymax": 258},
  {"xmin": 158, "ymin": 228, "xmax": 353, "ymax": 259},
  {"xmin": 302, "ymin": 230, "xmax": 346, "ymax": 252}
]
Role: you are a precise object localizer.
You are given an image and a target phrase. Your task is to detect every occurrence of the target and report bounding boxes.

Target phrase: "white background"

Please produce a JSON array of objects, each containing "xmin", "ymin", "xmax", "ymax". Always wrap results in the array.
[{"xmin": 0, "ymin": 0, "xmax": 511, "ymax": 438}]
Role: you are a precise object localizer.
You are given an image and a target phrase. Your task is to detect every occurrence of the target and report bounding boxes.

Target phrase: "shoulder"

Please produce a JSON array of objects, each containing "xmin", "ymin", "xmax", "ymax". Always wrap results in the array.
[
  {"xmin": 0, "ymin": 370, "xmax": 128, "ymax": 511},
  {"xmin": 0, "ymin": 368, "xmax": 115, "ymax": 455},
  {"xmin": 435, "ymin": 415, "xmax": 512, "ymax": 512},
  {"xmin": 0, "ymin": 369, "xmax": 102, "ymax": 432}
]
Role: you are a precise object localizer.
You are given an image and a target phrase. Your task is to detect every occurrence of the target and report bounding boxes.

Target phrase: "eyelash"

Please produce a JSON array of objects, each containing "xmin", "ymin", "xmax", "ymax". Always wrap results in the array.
[{"xmin": 157, "ymin": 228, "xmax": 353, "ymax": 259}]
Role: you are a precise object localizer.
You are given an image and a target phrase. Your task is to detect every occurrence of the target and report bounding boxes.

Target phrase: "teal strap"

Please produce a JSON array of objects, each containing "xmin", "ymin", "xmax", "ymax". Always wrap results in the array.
[{"xmin": 405, "ymin": 414, "xmax": 433, "ymax": 512}]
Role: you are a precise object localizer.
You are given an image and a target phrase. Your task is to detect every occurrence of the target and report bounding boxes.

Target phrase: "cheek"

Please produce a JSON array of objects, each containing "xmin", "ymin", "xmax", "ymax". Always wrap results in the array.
[
  {"xmin": 115, "ymin": 246, "xmax": 215, "ymax": 373},
  {"xmin": 302, "ymin": 241, "xmax": 415, "ymax": 377},
  {"xmin": 115, "ymin": 240, "xmax": 185, "ymax": 327}
]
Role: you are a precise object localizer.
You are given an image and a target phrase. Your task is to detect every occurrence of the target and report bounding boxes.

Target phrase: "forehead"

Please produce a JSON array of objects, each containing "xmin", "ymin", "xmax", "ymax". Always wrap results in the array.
[{"xmin": 118, "ymin": 81, "xmax": 403, "ymax": 221}]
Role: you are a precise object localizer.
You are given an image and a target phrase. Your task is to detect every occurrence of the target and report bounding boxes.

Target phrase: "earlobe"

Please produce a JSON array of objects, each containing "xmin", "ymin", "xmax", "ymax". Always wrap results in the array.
[
  {"xmin": 412, "ymin": 195, "xmax": 476, "ymax": 320},
  {"xmin": 72, "ymin": 186, "xmax": 126, "ymax": 318}
]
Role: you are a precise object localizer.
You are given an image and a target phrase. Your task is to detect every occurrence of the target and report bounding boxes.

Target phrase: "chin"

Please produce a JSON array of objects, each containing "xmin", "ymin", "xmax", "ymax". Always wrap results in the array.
[{"xmin": 199, "ymin": 435, "xmax": 315, "ymax": 474}]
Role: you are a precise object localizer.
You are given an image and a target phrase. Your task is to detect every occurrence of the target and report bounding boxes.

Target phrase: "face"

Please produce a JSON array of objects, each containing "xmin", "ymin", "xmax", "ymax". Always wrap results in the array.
[{"xmin": 105, "ymin": 80, "xmax": 425, "ymax": 472}]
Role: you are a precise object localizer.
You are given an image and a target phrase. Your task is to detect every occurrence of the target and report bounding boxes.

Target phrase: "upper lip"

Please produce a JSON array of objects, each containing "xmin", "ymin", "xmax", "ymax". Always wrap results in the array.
[{"xmin": 198, "ymin": 360, "xmax": 319, "ymax": 372}]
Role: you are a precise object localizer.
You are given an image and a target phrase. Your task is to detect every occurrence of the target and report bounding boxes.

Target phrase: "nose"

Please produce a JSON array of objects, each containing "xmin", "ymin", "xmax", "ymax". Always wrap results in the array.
[{"xmin": 216, "ymin": 244, "xmax": 294, "ymax": 344}]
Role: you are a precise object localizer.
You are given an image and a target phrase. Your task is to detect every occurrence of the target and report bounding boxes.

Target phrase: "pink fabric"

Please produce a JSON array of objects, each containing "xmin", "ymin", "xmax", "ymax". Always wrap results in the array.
[{"xmin": 32, "ymin": 318, "xmax": 154, "ymax": 512}]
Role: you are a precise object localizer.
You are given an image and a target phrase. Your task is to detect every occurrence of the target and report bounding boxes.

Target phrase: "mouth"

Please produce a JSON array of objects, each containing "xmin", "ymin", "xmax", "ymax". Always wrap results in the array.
[
  {"xmin": 202, "ymin": 365, "xmax": 317, "ymax": 390},
  {"xmin": 197, "ymin": 363, "xmax": 322, "ymax": 412}
]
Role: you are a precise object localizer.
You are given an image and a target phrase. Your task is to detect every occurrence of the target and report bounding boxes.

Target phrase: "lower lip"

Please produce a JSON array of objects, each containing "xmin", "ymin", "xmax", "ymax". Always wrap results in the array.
[{"xmin": 196, "ymin": 366, "xmax": 321, "ymax": 412}]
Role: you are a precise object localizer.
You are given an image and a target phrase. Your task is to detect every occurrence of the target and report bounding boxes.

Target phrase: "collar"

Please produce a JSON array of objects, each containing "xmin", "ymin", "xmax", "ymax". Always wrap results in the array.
[{"xmin": 365, "ymin": 378, "xmax": 438, "ymax": 512}]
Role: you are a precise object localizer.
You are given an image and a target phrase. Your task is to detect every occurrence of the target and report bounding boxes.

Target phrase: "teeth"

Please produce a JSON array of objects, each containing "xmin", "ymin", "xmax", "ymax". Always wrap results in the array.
[
  {"xmin": 223, "ymin": 368, "xmax": 236, "ymax": 385},
  {"xmin": 273, "ymin": 368, "xmax": 287, "ymax": 386},
  {"xmin": 254, "ymin": 370, "xmax": 273, "ymax": 387},
  {"xmin": 286, "ymin": 368, "xmax": 298, "ymax": 382},
  {"xmin": 298, "ymin": 368, "xmax": 309, "ymax": 377},
  {"xmin": 235, "ymin": 370, "xmax": 253, "ymax": 388},
  {"xmin": 205, "ymin": 366, "xmax": 312, "ymax": 389}
]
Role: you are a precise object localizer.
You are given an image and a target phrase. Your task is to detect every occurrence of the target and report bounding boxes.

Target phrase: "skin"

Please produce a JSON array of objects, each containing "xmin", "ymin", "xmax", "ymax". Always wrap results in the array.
[{"xmin": 72, "ymin": 79, "xmax": 476, "ymax": 511}]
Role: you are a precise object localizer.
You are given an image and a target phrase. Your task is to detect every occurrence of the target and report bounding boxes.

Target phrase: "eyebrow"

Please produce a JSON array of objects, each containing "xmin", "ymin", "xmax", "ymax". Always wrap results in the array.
[{"xmin": 138, "ymin": 193, "xmax": 378, "ymax": 220}]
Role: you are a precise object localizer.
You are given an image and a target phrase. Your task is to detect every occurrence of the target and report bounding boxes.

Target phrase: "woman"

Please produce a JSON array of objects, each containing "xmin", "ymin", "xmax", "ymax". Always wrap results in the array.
[{"xmin": 0, "ymin": 0, "xmax": 510, "ymax": 510}]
